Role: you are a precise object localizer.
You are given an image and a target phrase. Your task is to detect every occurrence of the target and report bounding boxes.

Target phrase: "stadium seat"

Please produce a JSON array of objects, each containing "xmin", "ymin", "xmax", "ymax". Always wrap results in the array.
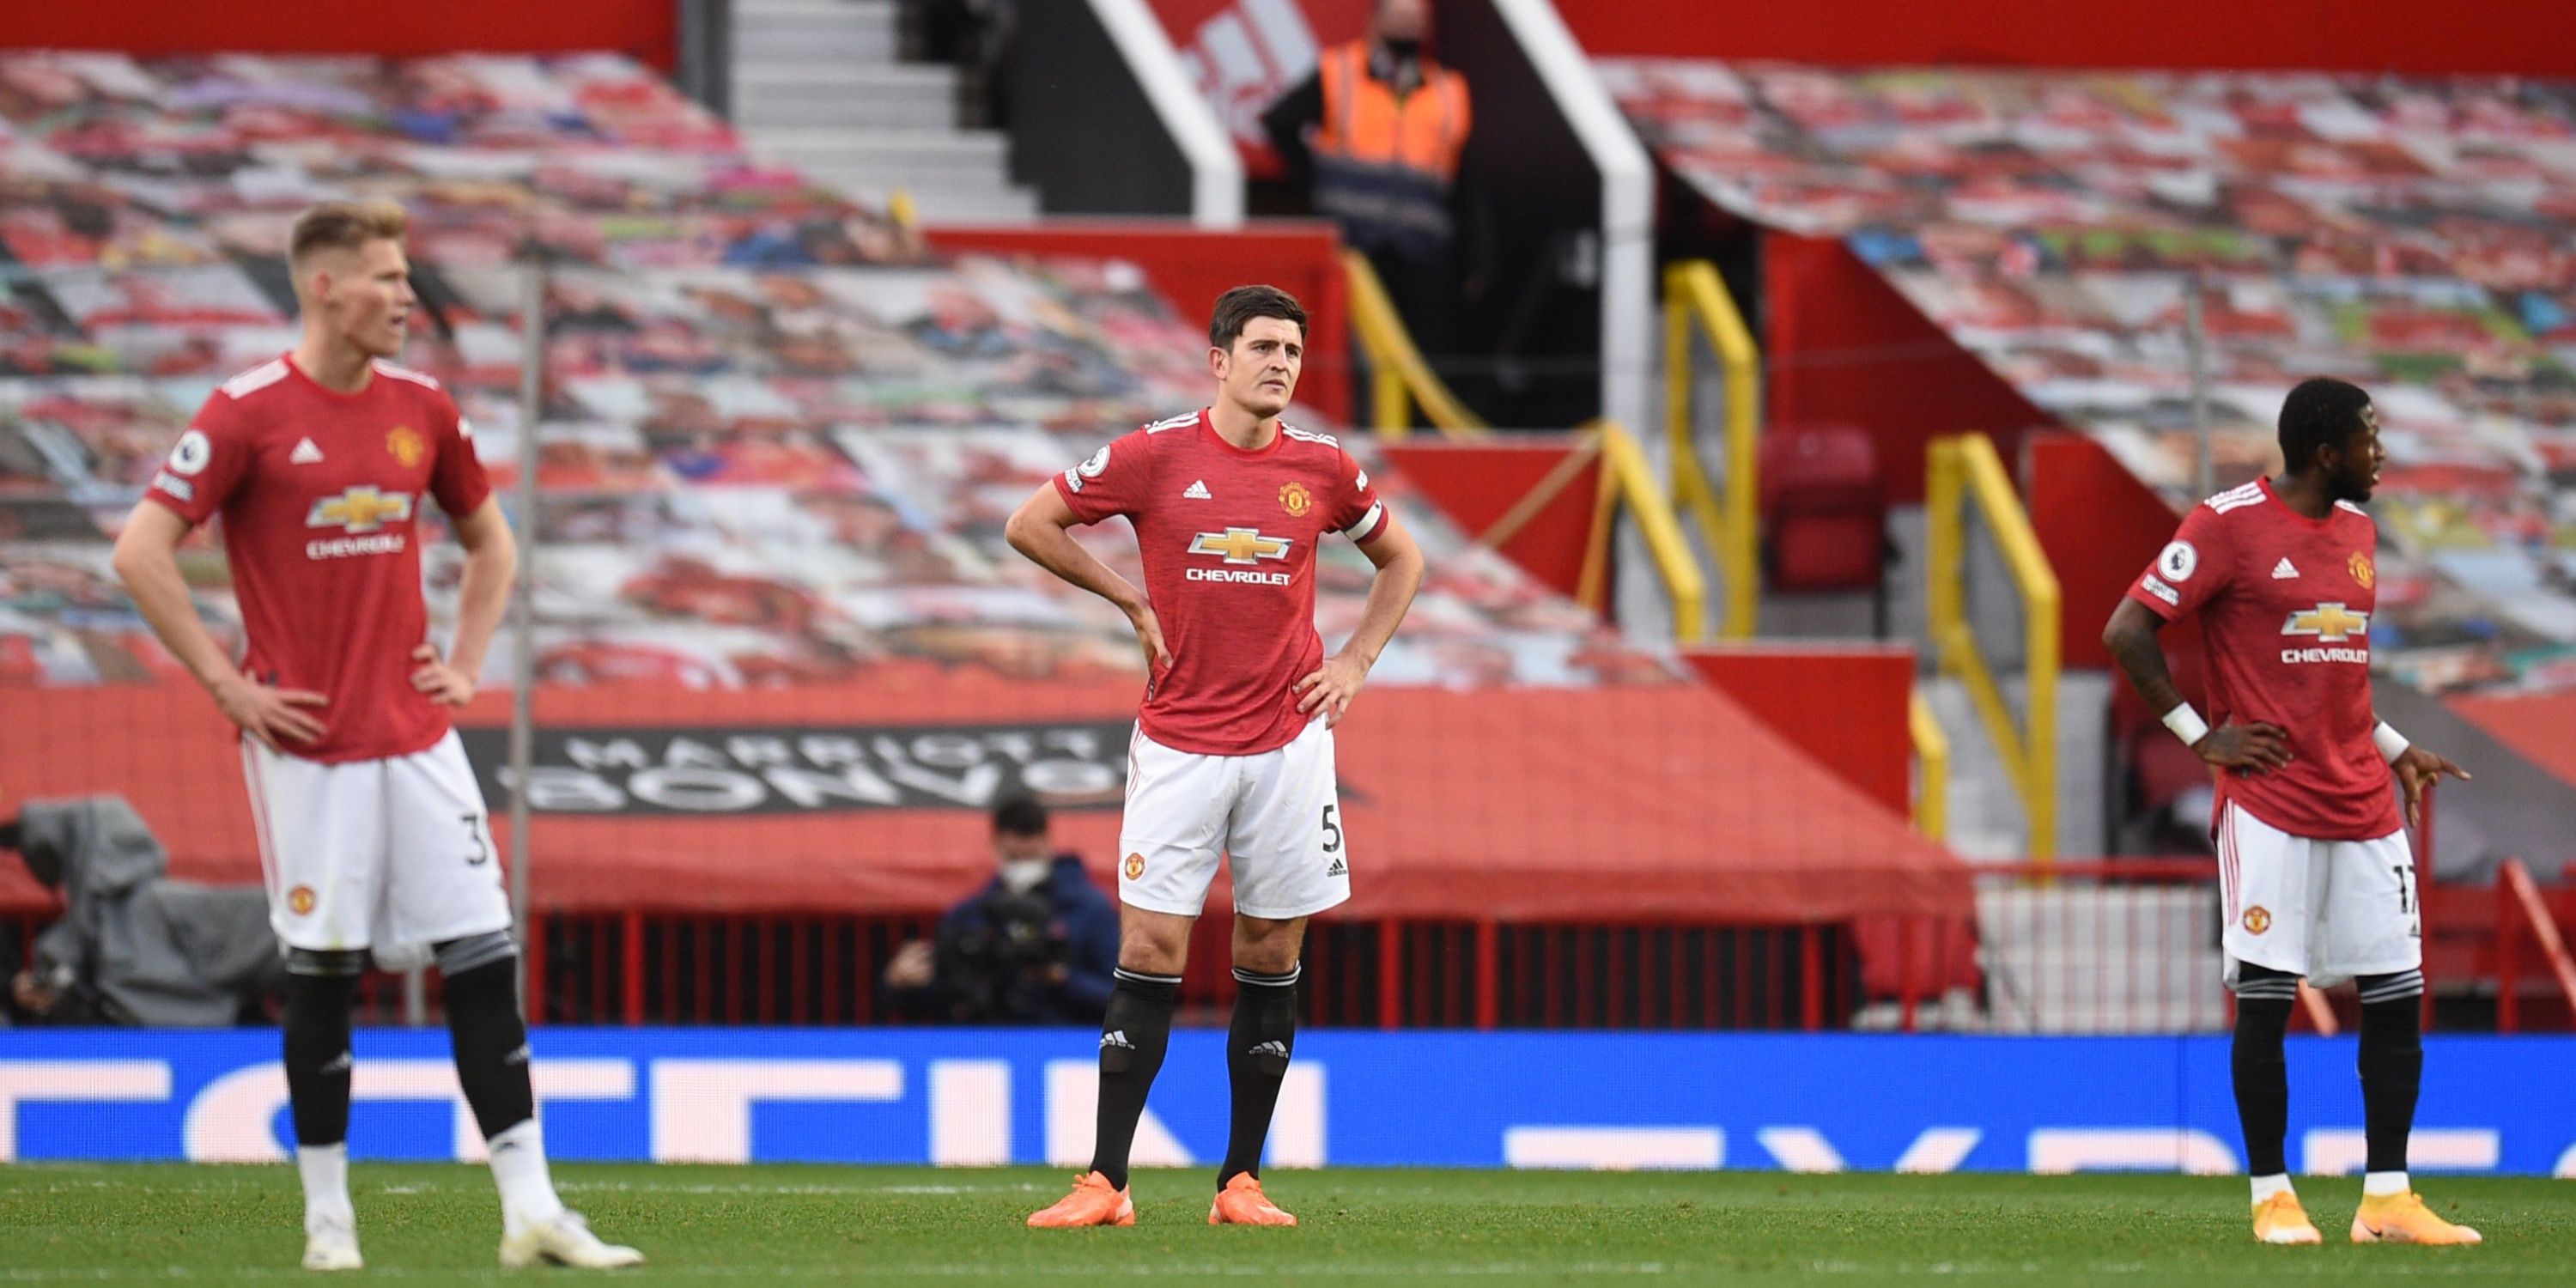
[{"xmin": 1759, "ymin": 424, "xmax": 1892, "ymax": 635}]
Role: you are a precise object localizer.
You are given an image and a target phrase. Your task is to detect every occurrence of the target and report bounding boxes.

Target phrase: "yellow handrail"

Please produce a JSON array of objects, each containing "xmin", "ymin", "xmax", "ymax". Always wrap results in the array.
[
  {"xmin": 1924, "ymin": 434, "xmax": 2060, "ymax": 861},
  {"xmin": 1572, "ymin": 422, "xmax": 1707, "ymax": 644},
  {"xmin": 1662, "ymin": 261, "xmax": 1757, "ymax": 639},
  {"xmin": 1341, "ymin": 250, "xmax": 1485, "ymax": 439},
  {"xmin": 1909, "ymin": 690, "xmax": 1949, "ymax": 842}
]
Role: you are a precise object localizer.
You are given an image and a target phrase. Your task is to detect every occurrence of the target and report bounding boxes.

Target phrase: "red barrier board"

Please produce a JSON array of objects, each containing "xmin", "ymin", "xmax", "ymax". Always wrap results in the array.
[
  {"xmin": 1563, "ymin": 0, "xmax": 2576, "ymax": 78},
  {"xmin": 1377, "ymin": 438, "xmax": 1601, "ymax": 602},
  {"xmin": 1, "ymin": 2, "xmax": 677, "ymax": 68},
  {"xmin": 1681, "ymin": 645, "xmax": 1914, "ymax": 819},
  {"xmin": 0, "ymin": 677, "xmax": 1971, "ymax": 927}
]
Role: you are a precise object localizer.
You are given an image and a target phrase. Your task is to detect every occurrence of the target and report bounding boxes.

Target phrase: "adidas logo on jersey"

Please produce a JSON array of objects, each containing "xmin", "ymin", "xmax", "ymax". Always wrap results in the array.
[
  {"xmin": 289, "ymin": 437, "xmax": 325, "ymax": 465},
  {"xmin": 1184, "ymin": 479, "xmax": 1212, "ymax": 500},
  {"xmin": 2271, "ymin": 557, "xmax": 2300, "ymax": 579}
]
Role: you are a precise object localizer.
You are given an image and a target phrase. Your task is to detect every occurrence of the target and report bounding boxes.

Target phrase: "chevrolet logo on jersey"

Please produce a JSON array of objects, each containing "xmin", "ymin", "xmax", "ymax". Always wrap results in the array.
[
  {"xmin": 307, "ymin": 486, "xmax": 414, "ymax": 533},
  {"xmin": 1189, "ymin": 527, "xmax": 1292, "ymax": 565},
  {"xmin": 2281, "ymin": 603, "xmax": 2369, "ymax": 642}
]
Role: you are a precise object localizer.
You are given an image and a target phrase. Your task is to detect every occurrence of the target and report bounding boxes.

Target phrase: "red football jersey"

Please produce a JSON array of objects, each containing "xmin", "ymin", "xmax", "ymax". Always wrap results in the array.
[
  {"xmin": 2126, "ymin": 477, "xmax": 2398, "ymax": 840},
  {"xmin": 145, "ymin": 355, "xmax": 492, "ymax": 763},
  {"xmin": 1053, "ymin": 409, "xmax": 1388, "ymax": 756}
]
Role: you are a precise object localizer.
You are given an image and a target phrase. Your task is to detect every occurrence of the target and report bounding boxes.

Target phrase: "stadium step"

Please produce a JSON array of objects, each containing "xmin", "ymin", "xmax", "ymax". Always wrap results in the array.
[
  {"xmin": 732, "ymin": 0, "xmax": 900, "ymax": 65},
  {"xmin": 733, "ymin": 23, "xmax": 897, "ymax": 66},
  {"xmin": 799, "ymin": 168, "xmax": 1042, "ymax": 223},
  {"xmin": 755, "ymin": 128, "xmax": 1011, "ymax": 179},
  {"xmin": 733, "ymin": 65, "xmax": 962, "ymax": 131},
  {"xmin": 730, "ymin": 0, "xmax": 1042, "ymax": 225}
]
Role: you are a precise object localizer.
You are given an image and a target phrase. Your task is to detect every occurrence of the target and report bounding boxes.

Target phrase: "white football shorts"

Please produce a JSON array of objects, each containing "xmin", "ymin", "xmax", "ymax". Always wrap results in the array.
[
  {"xmin": 1117, "ymin": 718, "xmax": 1350, "ymax": 920},
  {"xmin": 242, "ymin": 729, "xmax": 513, "ymax": 960},
  {"xmin": 2217, "ymin": 798, "xmax": 2421, "ymax": 989}
]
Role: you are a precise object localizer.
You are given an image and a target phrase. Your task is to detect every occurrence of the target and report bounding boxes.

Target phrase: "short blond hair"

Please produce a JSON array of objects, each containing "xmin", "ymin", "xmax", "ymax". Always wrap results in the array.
[{"xmin": 288, "ymin": 198, "xmax": 408, "ymax": 270}]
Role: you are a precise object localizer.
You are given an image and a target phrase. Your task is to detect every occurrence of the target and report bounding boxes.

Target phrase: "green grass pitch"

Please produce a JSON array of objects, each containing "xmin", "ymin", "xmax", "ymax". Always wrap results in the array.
[{"xmin": 3, "ymin": 1164, "xmax": 2569, "ymax": 1284}]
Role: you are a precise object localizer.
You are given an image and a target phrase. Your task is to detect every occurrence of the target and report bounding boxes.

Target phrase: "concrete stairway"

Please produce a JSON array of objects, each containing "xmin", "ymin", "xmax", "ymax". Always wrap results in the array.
[{"xmin": 730, "ymin": 0, "xmax": 1040, "ymax": 223}]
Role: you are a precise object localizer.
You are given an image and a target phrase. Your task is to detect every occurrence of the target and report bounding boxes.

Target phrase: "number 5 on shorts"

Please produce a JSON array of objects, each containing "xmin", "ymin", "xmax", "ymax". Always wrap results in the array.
[{"xmin": 1321, "ymin": 804, "xmax": 1341, "ymax": 854}]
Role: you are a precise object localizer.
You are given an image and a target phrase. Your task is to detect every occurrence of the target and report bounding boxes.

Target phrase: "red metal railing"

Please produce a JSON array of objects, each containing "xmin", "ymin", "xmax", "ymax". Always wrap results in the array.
[
  {"xmin": 9, "ymin": 843, "xmax": 2568, "ymax": 1036},
  {"xmin": 2495, "ymin": 858, "xmax": 2576, "ymax": 1033}
]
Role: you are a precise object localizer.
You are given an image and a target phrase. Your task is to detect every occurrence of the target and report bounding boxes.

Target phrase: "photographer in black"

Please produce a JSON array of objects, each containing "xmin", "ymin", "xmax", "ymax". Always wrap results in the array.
[{"xmin": 884, "ymin": 796, "xmax": 1118, "ymax": 1024}]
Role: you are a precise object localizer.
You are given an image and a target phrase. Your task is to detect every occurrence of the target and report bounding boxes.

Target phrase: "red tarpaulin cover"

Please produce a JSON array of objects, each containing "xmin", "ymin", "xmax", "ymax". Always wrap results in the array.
[{"xmin": 0, "ymin": 676, "xmax": 1969, "ymax": 926}]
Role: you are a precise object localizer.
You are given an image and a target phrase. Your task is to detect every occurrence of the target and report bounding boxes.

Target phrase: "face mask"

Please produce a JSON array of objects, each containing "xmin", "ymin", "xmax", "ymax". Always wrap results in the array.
[{"xmin": 998, "ymin": 858, "xmax": 1050, "ymax": 894}]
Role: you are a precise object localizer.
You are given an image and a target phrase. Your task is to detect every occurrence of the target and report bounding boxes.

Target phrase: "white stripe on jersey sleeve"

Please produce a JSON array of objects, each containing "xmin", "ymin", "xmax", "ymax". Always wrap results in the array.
[
  {"xmin": 219, "ymin": 357, "xmax": 289, "ymax": 400},
  {"xmin": 369, "ymin": 359, "xmax": 443, "ymax": 389}
]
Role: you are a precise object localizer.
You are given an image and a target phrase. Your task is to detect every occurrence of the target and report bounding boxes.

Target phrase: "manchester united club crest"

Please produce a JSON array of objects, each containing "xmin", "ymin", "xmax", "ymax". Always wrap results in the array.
[
  {"xmin": 387, "ymin": 424, "xmax": 426, "ymax": 469},
  {"xmin": 288, "ymin": 885, "xmax": 318, "ymax": 916},
  {"xmin": 1278, "ymin": 481, "xmax": 1313, "ymax": 517},
  {"xmin": 2242, "ymin": 906, "xmax": 2271, "ymax": 935},
  {"xmin": 1123, "ymin": 853, "xmax": 1146, "ymax": 880},
  {"xmin": 2348, "ymin": 550, "xmax": 2374, "ymax": 590}
]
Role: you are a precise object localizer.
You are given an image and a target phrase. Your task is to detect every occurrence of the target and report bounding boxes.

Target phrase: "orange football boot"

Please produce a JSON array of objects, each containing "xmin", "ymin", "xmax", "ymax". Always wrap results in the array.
[
  {"xmin": 1207, "ymin": 1174, "xmax": 1297, "ymax": 1226},
  {"xmin": 2251, "ymin": 1192, "xmax": 2321, "ymax": 1244},
  {"xmin": 2352, "ymin": 1191, "xmax": 2482, "ymax": 1245},
  {"xmin": 1027, "ymin": 1172, "xmax": 1134, "ymax": 1228}
]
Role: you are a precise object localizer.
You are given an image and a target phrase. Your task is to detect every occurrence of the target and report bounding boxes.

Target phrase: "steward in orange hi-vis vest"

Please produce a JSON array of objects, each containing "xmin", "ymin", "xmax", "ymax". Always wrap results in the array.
[{"xmin": 1307, "ymin": 39, "xmax": 1471, "ymax": 258}]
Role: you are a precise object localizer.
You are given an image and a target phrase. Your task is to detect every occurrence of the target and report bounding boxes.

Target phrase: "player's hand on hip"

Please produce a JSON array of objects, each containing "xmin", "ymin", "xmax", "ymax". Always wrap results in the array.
[
  {"xmin": 2195, "ymin": 720, "xmax": 2292, "ymax": 775},
  {"xmin": 212, "ymin": 673, "xmax": 326, "ymax": 749},
  {"xmin": 410, "ymin": 643, "xmax": 476, "ymax": 708},
  {"xmin": 2394, "ymin": 744, "xmax": 2470, "ymax": 829},
  {"xmin": 1127, "ymin": 605, "xmax": 1172, "ymax": 679},
  {"xmin": 1295, "ymin": 653, "xmax": 1370, "ymax": 727}
]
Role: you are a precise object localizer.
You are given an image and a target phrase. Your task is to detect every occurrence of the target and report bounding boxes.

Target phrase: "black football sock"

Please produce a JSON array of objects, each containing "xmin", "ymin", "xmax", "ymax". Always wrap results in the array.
[
  {"xmin": 1218, "ymin": 965, "xmax": 1300, "ymax": 1189},
  {"xmin": 283, "ymin": 969, "xmax": 361, "ymax": 1148},
  {"xmin": 2229, "ymin": 964, "xmax": 2297, "ymax": 1179},
  {"xmin": 2356, "ymin": 971, "xmax": 2427, "ymax": 1176},
  {"xmin": 443, "ymin": 956, "xmax": 537, "ymax": 1139},
  {"xmin": 1090, "ymin": 969, "xmax": 1181, "ymax": 1190}
]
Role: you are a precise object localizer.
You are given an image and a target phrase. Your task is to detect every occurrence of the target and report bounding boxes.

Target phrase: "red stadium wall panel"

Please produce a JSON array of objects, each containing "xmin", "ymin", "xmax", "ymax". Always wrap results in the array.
[
  {"xmin": 2026, "ymin": 433, "xmax": 2188, "ymax": 674},
  {"xmin": 1761, "ymin": 232, "xmax": 2055, "ymax": 504},
  {"xmin": 923, "ymin": 222, "xmax": 1352, "ymax": 425},
  {"xmin": 1680, "ymin": 645, "xmax": 1913, "ymax": 818},
  {"xmin": 1563, "ymin": 0, "xmax": 2576, "ymax": 78},
  {"xmin": 2451, "ymin": 694, "xmax": 2576, "ymax": 796},
  {"xmin": 2026, "ymin": 433, "xmax": 2211, "ymax": 751},
  {"xmin": 0, "ymin": 2, "xmax": 677, "ymax": 67},
  {"xmin": 0, "ymin": 678, "xmax": 1972, "ymax": 927},
  {"xmin": 1376, "ymin": 437, "xmax": 1601, "ymax": 602}
]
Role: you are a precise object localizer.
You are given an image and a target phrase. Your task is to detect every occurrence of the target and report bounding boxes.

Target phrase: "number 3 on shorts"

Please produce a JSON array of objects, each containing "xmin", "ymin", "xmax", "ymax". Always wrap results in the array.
[
  {"xmin": 463, "ymin": 812, "xmax": 491, "ymax": 866},
  {"xmin": 1321, "ymin": 804, "xmax": 1341, "ymax": 854}
]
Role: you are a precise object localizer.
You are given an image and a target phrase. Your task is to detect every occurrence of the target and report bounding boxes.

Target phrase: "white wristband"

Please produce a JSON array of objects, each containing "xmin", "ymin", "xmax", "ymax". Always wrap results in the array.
[
  {"xmin": 2372, "ymin": 720, "xmax": 2409, "ymax": 765},
  {"xmin": 2161, "ymin": 702, "xmax": 2210, "ymax": 747}
]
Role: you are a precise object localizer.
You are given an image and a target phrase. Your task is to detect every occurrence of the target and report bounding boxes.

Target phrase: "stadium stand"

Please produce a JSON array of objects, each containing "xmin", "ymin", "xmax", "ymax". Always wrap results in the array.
[
  {"xmin": 0, "ymin": 51, "xmax": 1965, "ymax": 1027},
  {"xmin": 1603, "ymin": 61, "xmax": 2576, "ymax": 701}
]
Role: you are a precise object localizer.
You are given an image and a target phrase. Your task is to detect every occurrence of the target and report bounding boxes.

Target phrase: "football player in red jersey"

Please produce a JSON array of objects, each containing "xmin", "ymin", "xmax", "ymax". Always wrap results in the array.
[
  {"xmin": 2105, "ymin": 378, "xmax": 2476, "ymax": 1248},
  {"xmin": 1012, "ymin": 286, "xmax": 1424, "ymax": 1228},
  {"xmin": 112, "ymin": 202, "xmax": 639, "ymax": 1271}
]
